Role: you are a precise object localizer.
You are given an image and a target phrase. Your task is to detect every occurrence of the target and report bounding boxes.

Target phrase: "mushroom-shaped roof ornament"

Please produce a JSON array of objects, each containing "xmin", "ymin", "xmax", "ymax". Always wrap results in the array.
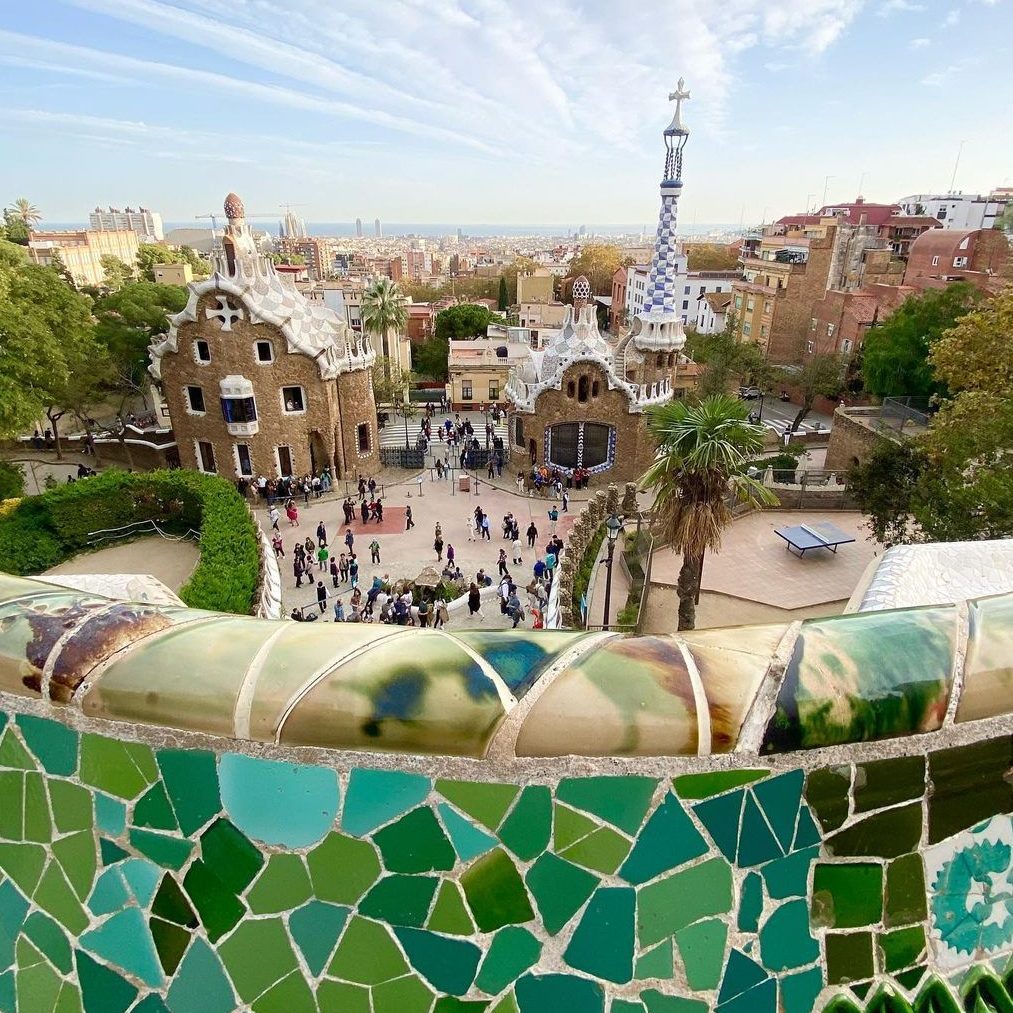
[{"xmin": 224, "ymin": 192, "xmax": 245, "ymax": 220}]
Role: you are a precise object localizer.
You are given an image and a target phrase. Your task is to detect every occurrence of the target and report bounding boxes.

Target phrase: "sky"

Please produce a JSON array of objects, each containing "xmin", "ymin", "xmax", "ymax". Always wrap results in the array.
[{"xmin": 0, "ymin": 0, "xmax": 1010, "ymax": 229}]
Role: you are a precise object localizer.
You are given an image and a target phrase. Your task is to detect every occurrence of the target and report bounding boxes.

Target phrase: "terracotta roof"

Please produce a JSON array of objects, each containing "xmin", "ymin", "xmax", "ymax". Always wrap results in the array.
[
  {"xmin": 908, "ymin": 228, "xmax": 978, "ymax": 259},
  {"xmin": 701, "ymin": 291, "xmax": 733, "ymax": 311}
]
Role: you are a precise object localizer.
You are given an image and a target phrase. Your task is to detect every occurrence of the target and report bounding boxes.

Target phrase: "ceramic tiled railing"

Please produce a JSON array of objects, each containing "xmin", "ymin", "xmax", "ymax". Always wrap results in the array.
[{"xmin": 0, "ymin": 570, "xmax": 1010, "ymax": 1013}]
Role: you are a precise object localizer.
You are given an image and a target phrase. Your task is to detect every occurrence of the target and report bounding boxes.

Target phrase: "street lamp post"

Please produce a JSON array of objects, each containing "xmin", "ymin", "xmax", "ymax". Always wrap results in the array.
[
  {"xmin": 602, "ymin": 513, "xmax": 623, "ymax": 632},
  {"xmin": 757, "ymin": 392, "xmax": 765, "ymax": 423}
]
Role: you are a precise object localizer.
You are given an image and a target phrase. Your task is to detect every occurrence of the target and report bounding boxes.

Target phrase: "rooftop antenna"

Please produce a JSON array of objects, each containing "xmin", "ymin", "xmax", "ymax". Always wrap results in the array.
[
  {"xmin": 857, "ymin": 170, "xmax": 868, "ymax": 196},
  {"xmin": 948, "ymin": 140, "xmax": 966, "ymax": 193},
  {"xmin": 822, "ymin": 174, "xmax": 836, "ymax": 207}
]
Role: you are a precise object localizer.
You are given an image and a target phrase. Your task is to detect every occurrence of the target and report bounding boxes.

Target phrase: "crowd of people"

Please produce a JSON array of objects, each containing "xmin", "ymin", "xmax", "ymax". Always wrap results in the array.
[{"xmin": 237, "ymin": 469, "xmax": 333, "ymax": 506}]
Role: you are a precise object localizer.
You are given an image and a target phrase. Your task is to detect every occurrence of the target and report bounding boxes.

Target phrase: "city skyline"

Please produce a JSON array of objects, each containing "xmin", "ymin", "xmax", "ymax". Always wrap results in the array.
[{"xmin": 0, "ymin": 0, "xmax": 1010, "ymax": 226}]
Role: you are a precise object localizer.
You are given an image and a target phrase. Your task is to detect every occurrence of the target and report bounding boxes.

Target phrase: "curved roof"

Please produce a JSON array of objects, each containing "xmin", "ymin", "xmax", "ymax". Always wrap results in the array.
[{"xmin": 908, "ymin": 227, "xmax": 978, "ymax": 260}]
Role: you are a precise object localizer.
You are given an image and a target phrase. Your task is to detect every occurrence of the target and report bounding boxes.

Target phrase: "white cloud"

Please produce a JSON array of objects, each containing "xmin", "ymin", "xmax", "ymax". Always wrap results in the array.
[
  {"xmin": 909, "ymin": 37, "xmax": 931, "ymax": 48},
  {"xmin": 878, "ymin": 0, "xmax": 926, "ymax": 14},
  {"xmin": 943, "ymin": 8, "xmax": 961, "ymax": 25},
  {"xmin": 920, "ymin": 64, "xmax": 960, "ymax": 86}
]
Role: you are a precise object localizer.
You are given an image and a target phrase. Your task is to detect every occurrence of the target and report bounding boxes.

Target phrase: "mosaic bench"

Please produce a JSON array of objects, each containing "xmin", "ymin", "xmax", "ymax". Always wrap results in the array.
[{"xmin": 0, "ymin": 569, "xmax": 1010, "ymax": 1013}]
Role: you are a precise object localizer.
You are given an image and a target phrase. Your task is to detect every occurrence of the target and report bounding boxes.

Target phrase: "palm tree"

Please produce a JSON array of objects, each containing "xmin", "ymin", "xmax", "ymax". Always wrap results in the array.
[
  {"xmin": 640, "ymin": 394, "xmax": 775, "ymax": 631},
  {"xmin": 361, "ymin": 277, "xmax": 408, "ymax": 380},
  {"xmin": 9, "ymin": 198, "xmax": 41, "ymax": 230}
]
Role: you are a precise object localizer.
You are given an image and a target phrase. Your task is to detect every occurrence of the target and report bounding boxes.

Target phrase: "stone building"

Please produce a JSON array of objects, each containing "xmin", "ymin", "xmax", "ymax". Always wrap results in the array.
[
  {"xmin": 150, "ymin": 193, "xmax": 380, "ymax": 481},
  {"xmin": 504, "ymin": 83, "xmax": 693, "ymax": 484}
]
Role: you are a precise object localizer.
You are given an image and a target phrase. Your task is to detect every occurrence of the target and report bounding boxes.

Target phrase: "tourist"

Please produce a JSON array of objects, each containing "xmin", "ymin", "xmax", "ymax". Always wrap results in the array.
[
  {"xmin": 343, "ymin": 498, "xmax": 354, "ymax": 524},
  {"xmin": 330, "ymin": 557, "xmax": 340, "ymax": 589},
  {"xmin": 498, "ymin": 548, "xmax": 508, "ymax": 577},
  {"xmin": 286, "ymin": 501, "xmax": 300, "ymax": 527},
  {"xmin": 468, "ymin": 583, "xmax": 484, "ymax": 620},
  {"xmin": 476, "ymin": 567, "xmax": 491, "ymax": 587},
  {"xmin": 316, "ymin": 521, "xmax": 327, "ymax": 547},
  {"xmin": 434, "ymin": 533, "xmax": 444, "ymax": 562},
  {"xmin": 333, "ymin": 598, "xmax": 345, "ymax": 622},
  {"xmin": 406, "ymin": 505, "xmax": 415, "ymax": 530},
  {"xmin": 512, "ymin": 535, "xmax": 523, "ymax": 566},
  {"xmin": 434, "ymin": 599, "xmax": 449, "ymax": 629},
  {"xmin": 316, "ymin": 581, "xmax": 327, "ymax": 615},
  {"xmin": 302, "ymin": 477, "xmax": 312, "ymax": 505},
  {"xmin": 447, "ymin": 544, "xmax": 455, "ymax": 567},
  {"xmin": 545, "ymin": 547, "xmax": 557, "ymax": 584},
  {"xmin": 466, "ymin": 514, "xmax": 476, "ymax": 541},
  {"xmin": 271, "ymin": 533, "xmax": 284, "ymax": 558},
  {"xmin": 562, "ymin": 488, "xmax": 569, "ymax": 512},
  {"xmin": 375, "ymin": 500, "xmax": 384, "ymax": 523},
  {"xmin": 349, "ymin": 554, "xmax": 359, "ymax": 588},
  {"xmin": 317, "ymin": 542, "xmax": 330, "ymax": 572},
  {"xmin": 312, "ymin": 474, "xmax": 322, "ymax": 498},
  {"xmin": 418, "ymin": 598, "xmax": 431, "ymax": 628},
  {"xmin": 368, "ymin": 477, "xmax": 377, "ymax": 498},
  {"xmin": 360, "ymin": 500, "xmax": 369, "ymax": 524},
  {"xmin": 533, "ymin": 558, "xmax": 546, "ymax": 583},
  {"xmin": 481, "ymin": 514, "xmax": 491, "ymax": 540},
  {"xmin": 548, "ymin": 505, "xmax": 559, "ymax": 534},
  {"xmin": 357, "ymin": 477, "xmax": 366, "ymax": 498},
  {"xmin": 515, "ymin": 472, "xmax": 525, "ymax": 494},
  {"xmin": 293, "ymin": 556, "xmax": 305, "ymax": 589},
  {"xmin": 304, "ymin": 536, "xmax": 315, "ymax": 555},
  {"xmin": 526, "ymin": 521, "xmax": 538, "ymax": 548},
  {"xmin": 269, "ymin": 505, "xmax": 280, "ymax": 531},
  {"xmin": 344, "ymin": 528, "xmax": 354, "ymax": 553},
  {"xmin": 369, "ymin": 538, "xmax": 380, "ymax": 564},
  {"xmin": 507, "ymin": 590, "xmax": 523, "ymax": 629},
  {"xmin": 339, "ymin": 552, "xmax": 349, "ymax": 584}
]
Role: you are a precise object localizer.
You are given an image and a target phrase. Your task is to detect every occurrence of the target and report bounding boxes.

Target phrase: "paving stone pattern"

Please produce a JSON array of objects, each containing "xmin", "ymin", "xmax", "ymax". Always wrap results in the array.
[{"xmin": 0, "ymin": 712, "xmax": 1009, "ymax": 1013}]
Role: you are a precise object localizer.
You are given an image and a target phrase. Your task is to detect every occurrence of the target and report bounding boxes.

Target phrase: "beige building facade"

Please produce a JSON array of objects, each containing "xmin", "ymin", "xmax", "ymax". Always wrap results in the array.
[
  {"xmin": 149, "ymin": 193, "xmax": 380, "ymax": 481},
  {"xmin": 29, "ymin": 229, "xmax": 139, "ymax": 287},
  {"xmin": 152, "ymin": 263, "xmax": 193, "ymax": 286},
  {"xmin": 516, "ymin": 268, "xmax": 555, "ymax": 304}
]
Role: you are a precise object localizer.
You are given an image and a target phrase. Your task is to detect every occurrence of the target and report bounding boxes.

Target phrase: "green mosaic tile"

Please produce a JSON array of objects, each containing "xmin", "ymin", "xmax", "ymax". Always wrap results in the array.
[
  {"xmin": 864, "ymin": 983, "xmax": 916, "ymax": 1013},
  {"xmin": 252, "ymin": 968, "xmax": 317, "ymax": 1013},
  {"xmin": 153, "ymin": 750, "xmax": 219, "ymax": 837},
  {"xmin": 560, "ymin": 826, "xmax": 631, "ymax": 875},
  {"xmin": 556, "ymin": 777, "xmax": 656, "ymax": 834},
  {"xmin": 762, "ymin": 846, "xmax": 819, "ymax": 900},
  {"xmin": 16, "ymin": 716, "xmax": 78, "ymax": 776},
  {"xmin": 525, "ymin": 852, "xmax": 599, "ymax": 935},
  {"xmin": 16, "ymin": 938, "xmax": 61, "ymax": 1013},
  {"xmin": 0, "ymin": 729, "xmax": 34, "ymax": 770},
  {"xmin": 781, "ymin": 967, "xmax": 824, "ymax": 1013},
  {"xmin": 374, "ymin": 807, "xmax": 456, "ymax": 873},
  {"xmin": 641, "ymin": 993, "xmax": 709, "ymax": 1013},
  {"xmin": 822, "ymin": 998, "xmax": 864, "ymax": 1013},
  {"xmin": 675, "ymin": 917, "xmax": 727, "ymax": 990},
  {"xmin": 717, "ymin": 949, "xmax": 768, "ymax": 1003},
  {"xmin": 0, "ymin": 878, "xmax": 29, "ymax": 968},
  {"xmin": 553, "ymin": 804, "xmax": 598, "ymax": 850},
  {"xmin": 794, "ymin": 808, "xmax": 822, "ymax": 850},
  {"xmin": 34, "ymin": 861, "xmax": 88, "ymax": 934},
  {"xmin": 307, "ymin": 832, "xmax": 381, "ymax": 904},
  {"xmin": 247, "ymin": 853, "xmax": 312, "ymax": 914},
  {"xmin": 372, "ymin": 973, "xmax": 436, "ymax": 1013},
  {"xmin": 635, "ymin": 939, "xmax": 673, "ymax": 981},
  {"xmin": 165, "ymin": 937, "xmax": 236, "ymax": 1013},
  {"xmin": 199, "ymin": 819, "xmax": 263, "ymax": 894},
  {"xmin": 826, "ymin": 932, "xmax": 875, "ymax": 984},
  {"xmin": 514, "ymin": 973, "xmax": 604, "ymax": 1013},
  {"xmin": 427, "ymin": 880, "xmax": 475, "ymax": 935},
  {"xmin": 100, "ymin": 838, "xmax": 129, "ymax": 865},
  {"xmin": 959, "ymin": 967, "xmax": 1013, "ymax": 1013},
  {"xmin": 854, "ymin": 756, "xmax": 925, "ymax": 814},
  {"xmin": 182, "ymin": 860, "xmax": 245, "ymax": 942},
  {"xmin": 53, "ymin": 982, "xmax": 84, "ymax": 1013},
  {"xmin": 752, "ymin": 770, "xmax": 804, "ymax": 853},
  {"xmin": 48, "ymin": 780, "xmax": 93, "ymax": 835},
  {"xmin": 79, "ymin": 735, "xmax": 157, "ymax": 800},
  {"xmin": 895, "ymin": 966, "xmax": 927, "ymax": 992},
  {"xmin": 360, "ymin": 875, "xmax": 439, "ymax": 927},
  {"xmin": 82, "ymin": 908, "xmax": 163, "ymax": 986},
  {"xmin": 638, "ymin": 858, "xmax": 733, "ymax": 948},
  {"xmin": 564, "ymin": 886, "xmax": 635, "ymax": 983},
  {"xmin": 75, "ymin": 948, "xmax": 138, "ymax": 1013},
  {"xmin": 499, "ymin": 787, "xmax": 552, "ymax": 861},
  {"xmin": 0, "ymin": 773, "xmax": 24, "ymax": 840},
  {"xmin": 927, "ymin": 739, "xmax": 1013, "ymax": 844},
  {"xmin": 94, "ymin": 795, "xmax": 125, "ymax": 836},
  {"xmin": 462, "ymin": 848, "xmax": 534, "ymax": 932},
  {"xmin": 827, "ymin": 804, "xmax": 921, "ymax": 858},
  {"xmin": 0, "ymin": 971, "xmax": 12, "ymax": 1013},
  {"xmin": 343, "ymin": 769, "xmax": 431, "ymax": 837},
  {"xmin": 620, "ymin": 792, "xmax": 707, "ymax": 885},
  {"xmin": 737, "ymin": 792, "xmax": 783, "ymax": 866},
  {"xmin": 885, "ymin": 854, "xmax": 927, "ymax": 928},
  {"xmin": 813, "ymin": 863, "xmax": 884, "ymax": 928},
  {"xmin": 128, "ymin": 829, "xmax": 193, "ymax": 870},
  {"xmin": 289, "ymin": 900, "xmax": 349, "ymax": 976},
  {"xmin": 437, "ymin": 779, "xmax": 519, "ymax": 831},
  {"xmin": 759, "ymin": 899, "xmax": 818, "ymax": 971},
  {"xmin": 738, "ymin": 871, "xmax": 763, "ymax": 932},
  {"xmin": 693, "ymin": 790, "xmax": 744, "ymax": 862},
  {"xmin": 89, "ymin": 868, "xmax": 128, "ymax": 916},
  {"xmin": 328, "ymin": 916, "xmax": 409, "ymax": 984},
  {"xmin": 673, "ymin": 770, "xmax": 769, "ymax": 800},
  {"xmin": 133, "ymin": 782, "xmax": 179, "ymax": 832},
  {"xmin": 805, "ymin": 767, "xmax": 851, "ymax": 833},
  {"xmin": 491, "ymin": 995, "xmax": 519, "ymax": 1013},
  {"xmin": 317, "ymin": 980, "xmax": 370, "ymax": 1013},
  {"xmin": 23, "ymin": 910, "xmax": 72, "ymax": 974},
  {"xmin": 434, "ymin": 999, "xmax": 491, "ymax": 1013},
  {"xmin": 879, "ymin": 925, "xmax": 926, "ymax": 973},
  {"xmin": 152, "ymin": 874, "xmax": 197, "ymax": 926},
  {"xmin": 150, "ymin": 915, "xmax": 190, "ymax": 974},
  {"xmin": 395, "ymin": 927, "xmax": 482, "ymax": 995},
  {"xmin": 0, "ymin": 842, "xmax": 46, "ymax": 897},
  {"xmin": 218, "ymin": 917, "xmax": 298, "ymax": 1003},
  {"xmin": 439, "ymin": 803, "xmax": 498, "ymax": 862},
  {"xmin": 24, "ymin": 771, "xmax": 53, "ymax": 843}
]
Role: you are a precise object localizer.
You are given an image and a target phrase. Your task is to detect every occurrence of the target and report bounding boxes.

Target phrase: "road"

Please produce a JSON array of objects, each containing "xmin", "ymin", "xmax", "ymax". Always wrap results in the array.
[{"xmin": 742, "ymin": 396, "xmax": 835, "ymax": 438}]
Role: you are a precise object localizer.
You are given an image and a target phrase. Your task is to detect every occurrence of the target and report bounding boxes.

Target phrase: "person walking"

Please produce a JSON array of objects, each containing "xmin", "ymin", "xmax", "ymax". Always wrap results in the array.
[
  {"xmin": 375, "ymin": 500, "xmax": 384, "ymax": 523},
  {"xmin": 286, "ymin": 501, "xmax": 300, "ymax": 527},
  {"xmin": 360, "ymin": 499, "xmax": 369, "ymax": 524},
  {"xmin": 561, "ymin": 488, "xmax": 569, "ymax": 513},
  {"xmin": 434, "ymin": 534, "xmax": 444, "ymax": 562},
  {"xmin": 526, "ymin": 521, "xmax": 538, "ymax": 548},
  {"xmin": 317, "ymin": 542, "xmax": 330, "ymax": 572},
  {"xmin": 269, "ymin": 505, "xmax": 280, "ymax": 531},
  {"xmin": 515, "ymin": 472, "xmax": 524, "ymax": 494},
  {"xmin": 507, "ymin": 590, "xmax": 523, "ymax": 629},
  {"xmin": 348, "ymin": 554, "xmax": 359, "ymax": 589},
  {"xmin": 316, "ymin": 580, "xmax": 327, "ymax": 615},
  {"xmin": 333, "ymin": 598, "xmax": 345, "ymax": 623},
  {"xmin": 406, "ymin": 505, "xmax": 415, "ymax": 531},
  {"xmin": 329, "ymin": 557, "xmax": 340, "ymax": 589},
  {"xmin": 481, "ymin": 514, "xmax": 491, "ymax": 540},
  {"xmin": 466, "ymin": 514, "xmax": 476, "ymax": 541},
  {"xmin": 369, "ymin": 538, "xmax": 380, "ymax": 564},
  {"xmin": 338, "ymin": 552, "xmax": 349, "ymax": 584},
  {"xmin": 293, "ymin": 555, "xmax": 305, "ymax": 589},
  {"xmin": 468, "ymin": 583, "xmax": 484, "ymax": 620},
  {"xmin": 344, "ymin": 528, "xmax": 354, "ymax": 554},
  {"xmin": 512, "ymin": 535, "xmax": 523, "ymax": 566},
  {"xmin": 316, "ymin": 521, "xmax": 327, "ymax": 547},
  {"xmin": 434, "ymin": 599, "xmax": 449, "ymax": 629},
  {"xmin": 271, "ymin": 533, "xmax": 284, "ymax": 558},
  {"xmin": 446, "ymin": 544, "xmax": 455, "ymax": 568},
  {"xmin": 497, "ymin": 548, "xmax": 508, "ymax": 577},
  {"xmin": 548, "ymin": 505, "xmax": 559, "ymax": 534},
  {"xmin": 417, "ymin": 598, "xmax": 431, "ymax": 628}
]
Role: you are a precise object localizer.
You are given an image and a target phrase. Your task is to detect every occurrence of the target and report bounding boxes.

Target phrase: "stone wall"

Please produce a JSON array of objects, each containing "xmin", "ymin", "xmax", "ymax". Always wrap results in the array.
[{"xmin": 824, "ymin": 409, "xmax": 898, "ymax": 471}]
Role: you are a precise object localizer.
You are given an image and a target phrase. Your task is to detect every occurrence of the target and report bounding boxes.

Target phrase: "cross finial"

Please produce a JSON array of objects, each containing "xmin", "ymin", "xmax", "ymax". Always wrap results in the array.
[{"xmin": 667, "ymin": 77, "xmax": 690, "ymax": 132}]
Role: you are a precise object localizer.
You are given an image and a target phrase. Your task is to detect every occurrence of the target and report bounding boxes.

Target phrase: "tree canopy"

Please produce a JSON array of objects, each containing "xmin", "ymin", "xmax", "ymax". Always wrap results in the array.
[
  {"xmin": 567, "ymin": 244, "xmax": 631, "ymax": 295},
  {"xmin": 778, "ymin": 353, "xmax": 845, "ymax": 431},
  {"xmin": 861, "ymin": 283, "xmax": 979, "ymax": 399},
  {"xmin": 685, "ymin": 243, "xmax": 739, "ymax": 272},
  {"xmin": 413, "ymin": 334, "xmax": 450, "ymax": 381},
  {"xmin": 101, "ymin": 254, "xmax": 136, "ymax": 291},
  {"xmin": 137, "ymin": 244, "xmax": 209, "ymax": 282},
  {"xmin": 686, "ymin": 326, "xmax": 772, "ymax": 399},
  {"xmin": 434, "ymin": 303, "xmax": 503, "ymax": 342}
]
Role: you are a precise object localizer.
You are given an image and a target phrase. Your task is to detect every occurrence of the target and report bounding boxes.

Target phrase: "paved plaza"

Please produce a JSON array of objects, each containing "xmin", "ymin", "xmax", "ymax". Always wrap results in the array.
[{"xmin": 43, "ymin": 536, "xmax": 200, "ymax": 593}]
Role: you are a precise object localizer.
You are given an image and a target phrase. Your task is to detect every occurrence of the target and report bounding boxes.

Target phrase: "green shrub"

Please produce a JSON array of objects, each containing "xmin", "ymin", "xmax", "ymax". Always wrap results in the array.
[
  {"xmin": 0, "ymin": 462, "xmax": 24, "ymax": 500},
  {"xmin": 0, "ymin": 470, "xmax": 260, "ymax": 615},
  {"xmin": 571, "ymin": 526, "xmax": 606, "ymax": 628}
]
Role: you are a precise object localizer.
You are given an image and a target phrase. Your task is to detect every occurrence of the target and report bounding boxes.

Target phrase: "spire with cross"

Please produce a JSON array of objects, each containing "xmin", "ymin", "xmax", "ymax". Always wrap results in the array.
[{"xmin": 667, "ymin": 78, "xmax": 691, "ymax": 135}]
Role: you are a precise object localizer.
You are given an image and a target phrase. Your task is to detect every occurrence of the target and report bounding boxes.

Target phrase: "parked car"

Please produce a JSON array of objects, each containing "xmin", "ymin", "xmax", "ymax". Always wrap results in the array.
[{"xmin": 738, "ymin": 386, "xmax": 762, "ymax": 399}]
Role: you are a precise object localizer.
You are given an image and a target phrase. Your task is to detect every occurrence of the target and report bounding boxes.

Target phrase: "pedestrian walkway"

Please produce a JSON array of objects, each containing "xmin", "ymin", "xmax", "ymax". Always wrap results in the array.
[{"xmin": 42, "ymin": 535, "xmax": 200, "ymax": 592}]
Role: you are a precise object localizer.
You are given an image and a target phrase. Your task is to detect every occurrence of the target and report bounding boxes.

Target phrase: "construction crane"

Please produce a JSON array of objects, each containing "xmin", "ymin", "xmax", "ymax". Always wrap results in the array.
[{"xmin": 195, "ymin": 206, "xmax": 309, "ymax": 241}]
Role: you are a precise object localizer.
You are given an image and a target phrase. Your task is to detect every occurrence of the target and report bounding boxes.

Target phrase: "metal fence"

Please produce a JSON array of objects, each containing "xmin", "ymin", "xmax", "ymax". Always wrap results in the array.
[
  {"xmin": 380, "ymin": 447, "xmax": 426, "ymax": 470},
  {"xmin": 878, "ymin": 397, "xmax": 932, "ymax": 434}
]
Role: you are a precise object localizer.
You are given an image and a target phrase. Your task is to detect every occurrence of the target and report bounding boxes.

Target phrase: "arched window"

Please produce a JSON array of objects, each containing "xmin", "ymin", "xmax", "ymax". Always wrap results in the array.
[
  {"xmin": 577, "ymin": 376, "xmax": 589, "ymax": 403},
  {"xmin": 591, "ymin": 380, "xmax": 600, "ymax": 398},
  {"xmin": 566, "ymin": 381, "xmax": 575, "ymax": 398},
  {"xmin": 656, "ymin": 353, "xmax": 664, "ymax": 367},
  {"xmin": 668, "ymin": 352, "xmax": 675, "ymax": 367}
]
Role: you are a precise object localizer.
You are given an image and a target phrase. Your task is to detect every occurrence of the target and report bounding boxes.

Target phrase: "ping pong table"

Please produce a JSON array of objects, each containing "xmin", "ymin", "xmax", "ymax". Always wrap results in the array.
[{"xmin": 775, "ymin": 521, "xmax": 856, "ymax": 557}]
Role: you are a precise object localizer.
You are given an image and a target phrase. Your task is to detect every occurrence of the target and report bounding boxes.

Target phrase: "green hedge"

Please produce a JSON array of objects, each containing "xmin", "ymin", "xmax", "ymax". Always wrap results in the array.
[
  {"xmin": 0, "ymin": 470, "xmax": 260, "ymax": 615},
  {"xmin": 571, "ymin": 526, "xmax": 607, "ymax": 628}
]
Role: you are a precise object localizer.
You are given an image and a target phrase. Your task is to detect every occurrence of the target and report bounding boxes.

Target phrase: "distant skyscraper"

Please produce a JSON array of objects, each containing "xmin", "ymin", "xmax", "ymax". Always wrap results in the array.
[
  {"xmin": 457, "ymin": 227, "xmax": 463, "ymax": 242},
  {"xmin": 374, "ymin": 218, "xmax": 382, "ymax": 238},
  {"xmin": 355, "ymin": 218, "xmax": 363, "ymax": 238},
  {"xmin": 578, "ymin": 224, "xmax": 586, "ymax": 237}
]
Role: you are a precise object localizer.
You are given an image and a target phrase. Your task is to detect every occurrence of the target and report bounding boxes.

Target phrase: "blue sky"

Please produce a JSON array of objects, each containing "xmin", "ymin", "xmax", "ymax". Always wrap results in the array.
[{"xmin": 0, "ymin": 0, "xmax": 1010, "ymax": 227}]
